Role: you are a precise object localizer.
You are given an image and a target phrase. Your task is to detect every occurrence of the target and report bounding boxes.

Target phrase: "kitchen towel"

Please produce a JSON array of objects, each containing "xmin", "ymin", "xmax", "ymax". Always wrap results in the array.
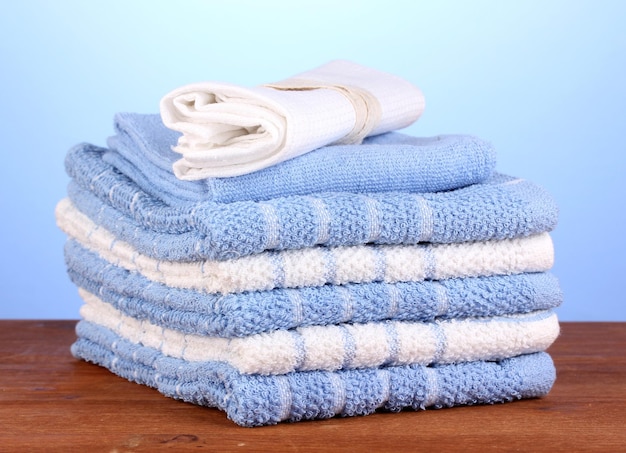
[
  {"xmin": 65, "ymin": 143, "xmax": 558, "ymax": 261},
  {"xmin": 106, "ymin": 112, "xmax": 495, "ymax": 204},
  {"xmin": 77, "ymin": 291, "xmax": 560, "ymax": 375},
  {"xmin": 72, "ymin": 320, "xmax": 557, "ymax": 427},
  {"xmin": 159, "ymin": 60, "xmax": 426, "ymax": 178},
  {"xmin": 56, "ymin": 199, "xmax": 555, "ymax": 294},
  {"xmin": 65, "ymin": 238, "xmax": 563, "ymax": 337}
]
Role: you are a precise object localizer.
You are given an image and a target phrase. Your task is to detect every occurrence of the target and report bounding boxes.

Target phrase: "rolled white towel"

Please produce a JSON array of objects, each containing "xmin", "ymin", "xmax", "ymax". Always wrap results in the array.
[{"xmin": 159, "ymin": 60, "xmax": 425, "ymax": 179}]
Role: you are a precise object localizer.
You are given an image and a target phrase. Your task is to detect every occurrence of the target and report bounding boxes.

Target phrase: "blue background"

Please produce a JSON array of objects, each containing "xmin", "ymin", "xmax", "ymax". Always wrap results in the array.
[{"xmin": 1, "ymin": 1, "xmax": 624, "ymax": 320}]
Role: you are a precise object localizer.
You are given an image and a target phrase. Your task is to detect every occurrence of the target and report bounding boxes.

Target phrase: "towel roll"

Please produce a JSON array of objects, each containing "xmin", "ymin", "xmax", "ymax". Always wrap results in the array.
[{"xmin": 160, "ymin": 60, "xmax": 425, "ymax": 179}]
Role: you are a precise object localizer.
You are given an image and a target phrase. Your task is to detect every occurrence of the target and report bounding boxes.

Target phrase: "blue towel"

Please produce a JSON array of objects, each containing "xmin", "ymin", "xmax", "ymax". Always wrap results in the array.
[
  {"xmin": 77, "ymin": 292, "xmax": 559, "ymax": 375},
  {"xmin": 105, "ymin": 112, "xmax": 496, "ymax": 204},
  {"xmin": 56, "ymin": 197, "xmax": 555, "ymax": 294},
  {"xmin": 72, "ymin": 320, "xmax": 556, "ymax": 427},
  {"xmin": 64, "ymin": 143, "xmax": 558, "ymax": 261},
  {"xmin": 64, "ymin": 239, "xmax": 563, "ymax": 338}
]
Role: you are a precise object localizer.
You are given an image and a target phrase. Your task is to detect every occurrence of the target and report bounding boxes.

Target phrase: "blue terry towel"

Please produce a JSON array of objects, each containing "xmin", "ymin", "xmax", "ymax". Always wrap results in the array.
[
  {"xmin": 56, "ymin": 198, "xmax": 555, "ymax": 294},
  {"xmin": 64, "ymin": 239, "xmax": 563, "ymax": 338},
  {"xmin": 64, "ymin": 143, "xmax": 558, "ymax": 261},
  {"xmin": 77, "ymin": 294, "xmax": 559, "ymax": 377},
  {"xmin": 72, "ymin": 320, "xmax": 557, "ymax": 427},
  {"xmin": 105, "ymin": 112, "xmax": 496, "ymax": 204}
]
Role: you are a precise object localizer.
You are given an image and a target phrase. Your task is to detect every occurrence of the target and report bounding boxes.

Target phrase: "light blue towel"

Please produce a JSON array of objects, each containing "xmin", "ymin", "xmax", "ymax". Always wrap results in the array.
[
  {"xmin": 65, "ymin": 239, "xmax": 563, "ymax": 338},
  {"xmin": 105, "ymin": 112, "xmax": 496, "ymax": 204},
  {"xmin": 72, "ymin": 320, "xmax": 556, "ymax": 427},
  {"xmin": 65, "ymin": 143, "xmax": 558, "ymax": 261}
]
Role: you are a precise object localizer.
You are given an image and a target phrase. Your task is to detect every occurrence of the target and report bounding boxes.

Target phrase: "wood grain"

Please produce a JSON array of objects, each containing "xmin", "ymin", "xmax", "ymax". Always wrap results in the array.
[{"xmin": 1, "ymin": 321, "xmax": 624, "ymax": 452}]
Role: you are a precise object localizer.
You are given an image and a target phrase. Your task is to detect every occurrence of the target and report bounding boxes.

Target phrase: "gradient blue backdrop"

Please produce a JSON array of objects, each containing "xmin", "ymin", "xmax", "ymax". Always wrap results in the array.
[{"xmin": 1, "ymin": 1, "xmax": 624, "ymax": 320}]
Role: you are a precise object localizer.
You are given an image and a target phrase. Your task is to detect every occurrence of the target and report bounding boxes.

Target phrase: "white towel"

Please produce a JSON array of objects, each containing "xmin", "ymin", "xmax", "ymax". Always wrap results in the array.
[
  {"xmin": 78, "ymin": 289, "xmax": 560, "ymax": 375},
  {"xmin": 159, "ymin": 60, "xmax": 425, "ymax": 179}
]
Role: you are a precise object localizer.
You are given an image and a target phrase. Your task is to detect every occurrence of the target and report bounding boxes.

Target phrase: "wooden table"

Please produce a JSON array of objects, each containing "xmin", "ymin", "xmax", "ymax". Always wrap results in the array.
[{"xmin": 1, "ymin": 321, "xmax": 624, "ymax": 452}]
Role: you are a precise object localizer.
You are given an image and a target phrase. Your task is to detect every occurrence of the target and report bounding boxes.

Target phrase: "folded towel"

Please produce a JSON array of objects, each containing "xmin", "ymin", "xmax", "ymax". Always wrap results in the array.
[
  {"xmin": 72, "ymin": 320, "xmax": 557, "ymax": 427},
  {"xmin": 105, "ymin": 112, "xmax": 496, "ymax": 204},
  {"xmin": 64, "ymin": 143, "xmax": 558, "ymax": 261},
  {"xmin": 159, "ymin": 60, "xmax": 425, "ymax": 178},
  {"xmin": 65, "ymin": 239, "xmax": 563, "ymax": 337},
  {"xmin": 77, "ymin": 290, "xmax": 559, "ymax": 375},
  {"xmin": 56, "ymin": 199, "xmax": 555, "ymax": 294}
]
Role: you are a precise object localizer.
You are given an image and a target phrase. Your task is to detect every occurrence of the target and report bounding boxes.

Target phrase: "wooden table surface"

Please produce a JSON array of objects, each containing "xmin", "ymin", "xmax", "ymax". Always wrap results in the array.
[{"xmin": 1, "ymin": 321, "xmax": 624, "ymax": 452}]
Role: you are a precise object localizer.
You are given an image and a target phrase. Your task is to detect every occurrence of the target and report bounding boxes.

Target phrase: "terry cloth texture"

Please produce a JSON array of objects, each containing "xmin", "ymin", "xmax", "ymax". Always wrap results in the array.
[
  {"xmin": 55, "ymin": 199, "xmax": 555, "ymax": 295},
  {"xmin": 64, "ymin": 143, "xmax": 558, "ymax": 261},
  {"xmin": 58, "ymin": 92, "xmax": 562, "ymax": 426},
  {"xmin": 159, "ymin": 60, "xmax": 426, "ymax": 178},
  {"xmin": 72, "ymin": 320, "xmax": 557, "ymax": 427},
  {"xmin": 105, "ymin": 112, "xmax": 496, "ymax": 204},
  {"xmin": 64, "ymin": 239, "xmax": 563, "ymax": 338},
  {"xmin": 77, "ymin": 291, "xmax": 559, "ymax": 375}
]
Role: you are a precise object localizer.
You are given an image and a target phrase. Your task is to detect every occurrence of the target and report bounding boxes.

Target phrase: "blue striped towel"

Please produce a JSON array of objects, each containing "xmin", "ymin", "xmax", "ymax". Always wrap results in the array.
[
  {"xmin": 76, "ymin": 292, "xmax": 560, "ymax": 376},
  {"xmin": 65, "ymin": 239, "xmax": 563, "ymax": 338},
  {"xmin": 64, "ymin": 143, "xmax": 558, "ymax": 261},
  {"xmin": 56, "ymin": 198, "xmax": 555, "ymax": 294},
  {"xmin": 72, "ymin": 320, "xmax": 557, "ymax": 427}
]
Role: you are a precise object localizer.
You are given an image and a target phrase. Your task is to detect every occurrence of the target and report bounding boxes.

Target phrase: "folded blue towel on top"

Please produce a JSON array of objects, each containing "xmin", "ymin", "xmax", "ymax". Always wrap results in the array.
[
  {"xmin": 65, "ymin": 143, "xmax": 558, "ymax": 261},
  {"xmin": 105, "ymin": 112, "xmax": 496, "ymax": 204},
  {"xmin": 72, "ymin": 320, "xmax": 557, "ymax": 427}
]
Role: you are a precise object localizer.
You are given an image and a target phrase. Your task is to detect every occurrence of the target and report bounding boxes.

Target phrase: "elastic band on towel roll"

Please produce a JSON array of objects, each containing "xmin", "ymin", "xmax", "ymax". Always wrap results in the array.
[{"xmin": 265, "ymin": 78, "xmax": 382, "ymax": 145}]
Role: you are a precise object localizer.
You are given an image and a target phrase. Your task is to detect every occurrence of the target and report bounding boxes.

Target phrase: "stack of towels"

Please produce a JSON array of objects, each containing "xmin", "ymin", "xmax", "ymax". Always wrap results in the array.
[{"xmin": 56, "ymin": 61, "xmax": 561, "ymax": 427}]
